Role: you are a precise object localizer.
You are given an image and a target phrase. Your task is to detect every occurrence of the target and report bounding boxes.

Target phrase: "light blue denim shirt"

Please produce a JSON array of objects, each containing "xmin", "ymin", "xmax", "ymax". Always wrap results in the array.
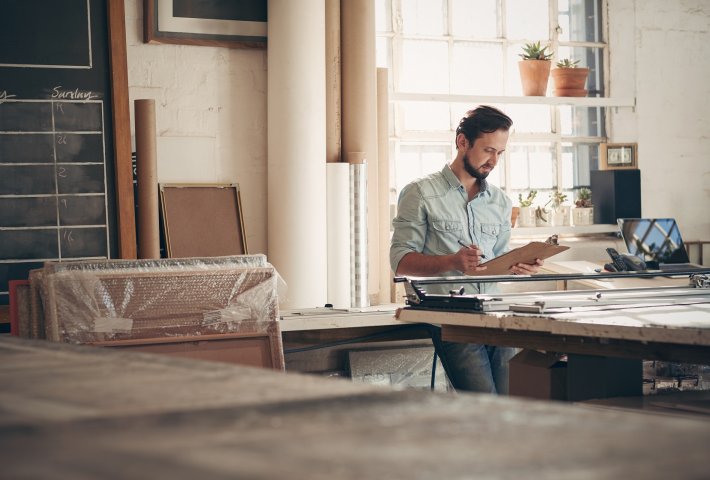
[{"xmin": 390, "ymin": 164, "xmax": 512, "ymax": 294}]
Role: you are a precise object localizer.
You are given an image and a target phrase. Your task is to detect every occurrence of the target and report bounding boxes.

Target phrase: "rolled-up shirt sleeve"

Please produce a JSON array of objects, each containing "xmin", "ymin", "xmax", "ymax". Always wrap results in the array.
[{"xmin": 390, "ymin": 183, "xmax": 427, "ymax": 274}]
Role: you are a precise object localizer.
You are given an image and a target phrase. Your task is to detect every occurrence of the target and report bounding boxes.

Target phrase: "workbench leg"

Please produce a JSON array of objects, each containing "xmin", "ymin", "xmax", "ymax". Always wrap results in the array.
[{"xmin": 566, "ymin": 354, "xmax": 642, "ymax": 401}]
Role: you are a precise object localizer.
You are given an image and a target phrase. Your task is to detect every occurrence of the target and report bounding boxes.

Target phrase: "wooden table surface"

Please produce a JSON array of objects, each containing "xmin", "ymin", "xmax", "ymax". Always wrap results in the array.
[
  {"xmin": 1, "ymin": 336, "xmax": 709, "ymax": 479},
  {"xmin": 398, "ymin": 299, "xmax": 710, "ymax": 364}
]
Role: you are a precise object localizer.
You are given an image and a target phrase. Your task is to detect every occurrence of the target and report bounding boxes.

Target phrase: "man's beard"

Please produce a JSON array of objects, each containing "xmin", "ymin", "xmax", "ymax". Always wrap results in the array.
[{"xmin": 463, "ymin": 151, "xmax": 490, "ymax": 181}]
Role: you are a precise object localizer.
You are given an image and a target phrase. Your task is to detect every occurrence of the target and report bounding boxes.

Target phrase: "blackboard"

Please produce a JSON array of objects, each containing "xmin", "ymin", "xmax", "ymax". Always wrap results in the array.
[{"xmin": 0, "ymin": 0, "xmax": 135, "ymax": 306}]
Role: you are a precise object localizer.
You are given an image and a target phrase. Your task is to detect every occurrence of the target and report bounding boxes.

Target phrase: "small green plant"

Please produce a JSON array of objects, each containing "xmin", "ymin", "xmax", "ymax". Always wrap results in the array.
[
  {"xmin": 556, "ymin": 58, "xmax": 580, "ymax": 68},
  {"xmin": 575, "ymin": 188, "xmax": 592, "ymax": 207},
  {"xmin": 519, "ymin": 41, "xmax": 553, "ymax": 61},
  {"xmin": 518, "ymin": 190, "xmax": 538, "ymax": 207},
  {"xmin": 550, "ymin": 190, "xmax": 568, "ymax": 209}
]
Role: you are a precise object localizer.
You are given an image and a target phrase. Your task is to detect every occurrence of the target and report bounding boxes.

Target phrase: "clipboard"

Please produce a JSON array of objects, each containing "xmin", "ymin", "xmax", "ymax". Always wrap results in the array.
[{"xmin": 466, "ymin": 241, "xmax": 570, "ymax": 276}]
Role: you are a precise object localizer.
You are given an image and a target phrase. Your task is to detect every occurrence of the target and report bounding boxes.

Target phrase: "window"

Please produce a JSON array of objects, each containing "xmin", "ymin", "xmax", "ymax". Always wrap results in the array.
[{"xmin": 376, "ymin": 0, "xmax": 607, "ymax": 207}]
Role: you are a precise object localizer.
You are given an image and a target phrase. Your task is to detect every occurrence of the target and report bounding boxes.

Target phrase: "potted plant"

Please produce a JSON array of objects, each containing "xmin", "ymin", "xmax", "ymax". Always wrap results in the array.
[
  {"xmin": 572, "ymin": 187, "xmax": 594, "ymax": 226},
  {"xmin": 517, "ymin": 190, "xmax": 537, "ymax": 227},
  {"xmin": 549, "ymin": 190, "xmax": 570, "ymax": 226},
  {"xmin": 535, "ymin": 203, "xmax": 551, "ymax": 227},
  {"xmin": 551, "ymin": 58, "xmax": 590, "ymax": 97},
  {"xmin": 518, "ymin": 41, "xmax": 553, "ymax": 96}
]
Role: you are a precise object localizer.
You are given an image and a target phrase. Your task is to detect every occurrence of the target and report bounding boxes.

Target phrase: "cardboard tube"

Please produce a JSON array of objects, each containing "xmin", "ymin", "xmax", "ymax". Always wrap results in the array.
[
  {"xmin": 134, "ymin": 99, "xmax": 160, "ymax": 259},
  {"xmin": 325, "ymin": 0, "xmax": 341, "ymax": 164},
  {"xmin": 377, "ymin": 68, "xmax": 392, "ymax": 304},
  {"xmin": 341, "ymin": 0, "xmax": 379, "ymax": 304}
]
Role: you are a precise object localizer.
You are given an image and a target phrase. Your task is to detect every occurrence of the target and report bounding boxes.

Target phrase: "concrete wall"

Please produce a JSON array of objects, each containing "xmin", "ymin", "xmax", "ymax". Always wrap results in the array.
[
  {"xmin": 124, "ymin": 1, "xmax": 710, "ymax": 262},
  {"xmin": 124, "ymin": 2, "xmax": 268, "ymax": 254},
  {"xmin": 608, "ymin": 0, "xmax": 710, "ymax": 243}
]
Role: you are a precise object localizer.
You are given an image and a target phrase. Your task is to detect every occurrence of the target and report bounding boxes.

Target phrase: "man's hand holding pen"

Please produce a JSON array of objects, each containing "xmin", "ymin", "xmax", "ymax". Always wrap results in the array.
[{"xmin": 455, "ymin": 239, "xmax": 487, "ymax": 273}]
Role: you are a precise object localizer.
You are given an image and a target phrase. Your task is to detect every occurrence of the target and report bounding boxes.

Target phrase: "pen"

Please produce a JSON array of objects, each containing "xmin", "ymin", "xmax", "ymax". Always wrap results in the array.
[{"xmin": 457, "ymin": 239, "xmax": 487, "ymax": 259}]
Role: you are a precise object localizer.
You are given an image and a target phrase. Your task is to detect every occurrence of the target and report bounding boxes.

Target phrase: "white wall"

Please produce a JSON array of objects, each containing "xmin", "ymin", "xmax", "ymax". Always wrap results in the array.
[
  {"xmin": 124, "ymin": 1, "xmax": 268, "ymax": 254},
  {"xmin": 124, "ymin": 1, "xmax": 710, "ymax": 263},
  {"xmin": 608, "ymin": 0, "xmax": 710, "ymax": 242}
]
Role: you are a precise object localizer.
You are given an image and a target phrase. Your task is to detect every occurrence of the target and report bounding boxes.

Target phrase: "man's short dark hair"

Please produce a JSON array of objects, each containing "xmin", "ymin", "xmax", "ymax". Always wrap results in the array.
[{"xmin": 455, "ymin": 105, "xmax": 513, "ymax": 145}]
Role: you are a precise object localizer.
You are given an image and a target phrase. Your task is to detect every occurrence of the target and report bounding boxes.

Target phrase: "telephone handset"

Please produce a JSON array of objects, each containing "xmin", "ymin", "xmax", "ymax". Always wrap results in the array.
[{"xmin": 605, "ymin": 247, "xmax": 646, "ymax": 272}]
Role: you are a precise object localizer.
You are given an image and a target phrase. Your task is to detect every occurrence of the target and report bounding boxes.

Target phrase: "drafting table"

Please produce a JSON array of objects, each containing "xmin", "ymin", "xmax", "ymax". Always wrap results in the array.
[
  {"xmin": 396, "ymin": 272, "xmax": 710, "ymax": 399},
  {"xmin": 2, "ymin": 336, "xmax": 710, "ymax": 479}
]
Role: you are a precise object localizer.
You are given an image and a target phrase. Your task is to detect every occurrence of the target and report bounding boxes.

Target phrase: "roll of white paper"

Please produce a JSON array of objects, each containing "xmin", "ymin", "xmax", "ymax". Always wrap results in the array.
[
  {"xmin": 326, "ymin": 163, "xmax": 351, "ymax": 309},
  {"xmin": 350, "ymin": 161, "xmax": 369, "ymax": 308},
  {"xmin": 267, "ymin": 0, "xmax": 327, "ymax": 309}
]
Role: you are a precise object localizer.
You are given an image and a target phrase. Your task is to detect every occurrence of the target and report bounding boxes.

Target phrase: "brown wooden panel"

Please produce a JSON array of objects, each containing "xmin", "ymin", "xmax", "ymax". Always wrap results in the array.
[{"xmin": 103, "ymin": 334, "xmax": 282, "ymax": 370}]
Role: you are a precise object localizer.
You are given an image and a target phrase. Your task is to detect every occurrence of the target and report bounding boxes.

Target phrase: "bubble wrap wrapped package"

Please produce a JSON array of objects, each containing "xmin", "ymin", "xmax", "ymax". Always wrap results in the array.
[{"xmin": 37, "ymin": 255, "xmax": 281, "ymax": 344}]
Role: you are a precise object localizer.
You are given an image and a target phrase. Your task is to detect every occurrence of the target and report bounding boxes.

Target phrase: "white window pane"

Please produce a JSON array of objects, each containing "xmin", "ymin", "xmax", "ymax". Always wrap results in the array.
[
  {"xmin": 561, "ymin": 143, "xmax": 598, "ymax": 188},
  {"xmin": 375, "ymin": 0, "xmax": 391, "ymax": 33},
  {"xmin": 451, "ymin": 0, "xmax": 498, "ymax": 38},
  {"xmin": 400, "ymin": 102, "xmax": 450, "ymax": 131},
  {"xmin": 452, "ymin": 42, "xmax": 504, "ymax": 95},
  {"xmin": 561, "ymin": 149, "xmax": 575, "ymax": 189},
  {"xmin": 559, "ymin": 0, "xmax": 602, "ymax": 42},
  {"xmin": 508, "ymin": 150, "xmax": 530, "ymax": 190},
  {"xmin": 506, "ymin": 0, "xmax": 549, "ymax": 41},
  {"xmin": 487, "ymin": 158, "xmax": 503, "ymax": 187},
  {"xmin": 401, "ymin": 0, "xmax": 446, "ymax": 35},
  {"xmin": 505, "ymin": 105, "xmax": 551, "ymax": 134},
  {"xmin": 529, "ymin": 151, "xmax": 554, "ymax": 189},
  {"xmin": 395, "ymin": 145, "xmax": 448, "ymax": 192},
  {"xmin": 559, "ymin": 106, "xmax": 604, "ymax": 137},
  {"xmin": 508, "ymin": 143, "xmax": 554, "ymax": 191},
  {"xmin": 376, "ymin": 37, "xmax": 391, "ymax": 68},
  {"xmin": 395, "ymin": 149, "xmax": 421, "ymax": 193},
  {"xmin": 400, "ymin": 40, "xmax": 449, "ymax": 93}
]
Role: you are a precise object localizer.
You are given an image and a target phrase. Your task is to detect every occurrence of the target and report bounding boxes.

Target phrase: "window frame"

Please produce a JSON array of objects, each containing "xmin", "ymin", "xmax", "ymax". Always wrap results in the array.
[{"xmin": 377, "ymin": 0, "xmax": 611, "ymax": 203}]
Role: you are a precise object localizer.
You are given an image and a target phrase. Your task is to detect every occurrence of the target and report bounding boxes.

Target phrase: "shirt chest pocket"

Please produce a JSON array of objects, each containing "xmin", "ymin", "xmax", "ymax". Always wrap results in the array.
[
  {"xmin": 479, "ymin": 223, "xmax": 502, "ymax": 252},
  {"xmin": 431, "ymin": 220, "xmax": 463, "ymax": 254}
]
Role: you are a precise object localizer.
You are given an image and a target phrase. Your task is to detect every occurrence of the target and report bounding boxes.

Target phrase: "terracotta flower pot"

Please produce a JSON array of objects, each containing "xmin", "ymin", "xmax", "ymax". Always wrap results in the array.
[
  {"xmin": 518, "ymin": 60, "xmax": 551, "ymax": 96},
  {"xmin": 551, "ymin": 67, "xmax": 590, "ymax": 97},
  {"xmin": 511, "ymin": 207, "xmax": 520, "ymax": 227}
]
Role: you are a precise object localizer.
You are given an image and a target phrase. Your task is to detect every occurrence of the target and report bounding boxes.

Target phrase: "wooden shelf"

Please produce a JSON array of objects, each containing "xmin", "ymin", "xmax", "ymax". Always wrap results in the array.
[
  {"xmin": 393, "ymin": 92, "xmax": 635, "ymax": 108},
  {"xmin": 512, "ymin": 224, "xmax": 619, "ymax": 238}
]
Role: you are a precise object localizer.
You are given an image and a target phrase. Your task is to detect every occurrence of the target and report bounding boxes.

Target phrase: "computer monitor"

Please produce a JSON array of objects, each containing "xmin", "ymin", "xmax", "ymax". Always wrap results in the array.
[{"xmin": 617, "ymin": 218, "xmax": 691, "ymax": 264}]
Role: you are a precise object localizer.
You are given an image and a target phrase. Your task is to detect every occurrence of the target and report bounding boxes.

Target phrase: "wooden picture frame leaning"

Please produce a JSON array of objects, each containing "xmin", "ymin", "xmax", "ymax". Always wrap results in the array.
[
  {"xmin": 143, "ymin": 0, "xmax": 267, "ymax": 49},
  {"xmin": 160, "ymin": 183, "xmax": 248, "ymax": 258},
  {"xmin": 600, "ymin": 143, "xmax": 638, "ymax": 170}
]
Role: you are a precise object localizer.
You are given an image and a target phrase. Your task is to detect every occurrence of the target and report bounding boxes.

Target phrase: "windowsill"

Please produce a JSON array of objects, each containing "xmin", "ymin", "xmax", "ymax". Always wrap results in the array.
[{"xmin": 512, "ymin": 224, "xmax": 619, "ymax": 238}]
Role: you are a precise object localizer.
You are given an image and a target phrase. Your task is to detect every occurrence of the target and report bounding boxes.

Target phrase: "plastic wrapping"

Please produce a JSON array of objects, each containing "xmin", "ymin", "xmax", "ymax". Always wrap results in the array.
[{"xmin": 33, "ymin": 255, "xmax": 281, "ymax": 344}]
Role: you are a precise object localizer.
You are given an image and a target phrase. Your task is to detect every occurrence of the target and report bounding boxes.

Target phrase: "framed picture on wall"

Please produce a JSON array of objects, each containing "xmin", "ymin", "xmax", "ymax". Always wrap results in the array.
[
  {"xmin": 144, "ymin": 0, "xmax": 267, "ymax": 49},
  {"xmin": 600, "ymin": 143, "xmax": 637, "ymax": 170}
]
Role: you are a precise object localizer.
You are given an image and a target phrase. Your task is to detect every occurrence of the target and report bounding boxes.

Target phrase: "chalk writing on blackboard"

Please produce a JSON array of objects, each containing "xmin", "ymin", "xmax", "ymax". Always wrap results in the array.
[{"xmin": 0, "ymin": 0, "xmax": 131, "ymax": 310}]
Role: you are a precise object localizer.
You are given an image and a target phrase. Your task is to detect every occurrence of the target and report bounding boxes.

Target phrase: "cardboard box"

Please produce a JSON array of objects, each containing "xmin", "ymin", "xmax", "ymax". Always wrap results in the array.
[{"xmin": 509, "ymin": 349, "xmax": 567, "ymax": 401}]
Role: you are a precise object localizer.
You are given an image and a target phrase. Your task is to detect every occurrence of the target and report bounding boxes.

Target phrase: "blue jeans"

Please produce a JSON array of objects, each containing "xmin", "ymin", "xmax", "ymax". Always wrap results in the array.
[{"xmin": 431, "ymin": 327, "xmax": 517, "ymax": 394}]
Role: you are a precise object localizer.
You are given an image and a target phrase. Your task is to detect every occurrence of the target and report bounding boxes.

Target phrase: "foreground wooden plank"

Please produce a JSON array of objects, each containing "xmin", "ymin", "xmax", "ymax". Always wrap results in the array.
[{"xmin": 1, "ymin": 337, "xmax": 709, "ymax": 479}]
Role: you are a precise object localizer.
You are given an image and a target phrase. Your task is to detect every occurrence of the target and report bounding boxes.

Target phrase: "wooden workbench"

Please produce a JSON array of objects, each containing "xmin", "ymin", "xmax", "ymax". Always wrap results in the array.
[
  {"xmin": 397, "ymin": 299, "xmax": 710, "ymax": 365},
  {"xmin": 1, "ymin": 336, "xmax": 709, "ymax": 479}
]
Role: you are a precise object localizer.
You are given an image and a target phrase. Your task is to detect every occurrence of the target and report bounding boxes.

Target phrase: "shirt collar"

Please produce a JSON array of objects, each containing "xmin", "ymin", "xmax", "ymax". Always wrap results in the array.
[{"xmin": 442, "ymin": 164, "xmax": 491, "ymax": 197}]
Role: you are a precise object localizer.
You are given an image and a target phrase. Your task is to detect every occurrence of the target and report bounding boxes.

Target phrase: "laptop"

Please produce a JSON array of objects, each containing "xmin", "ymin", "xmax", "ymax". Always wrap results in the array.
[{"xmin": 617, "ymin": 218, "xmax": 705, "ymax": 272}]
